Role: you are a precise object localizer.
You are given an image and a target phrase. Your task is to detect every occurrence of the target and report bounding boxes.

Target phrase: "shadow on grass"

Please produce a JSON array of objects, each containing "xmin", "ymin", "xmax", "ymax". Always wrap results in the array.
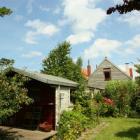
[
  {"xmin": 0, "ymin": 128, "xmax": 23, "ymax": 140},
  {"xmin": 115, "ymin": 127, "xmax": 140, "ymax": 139}
]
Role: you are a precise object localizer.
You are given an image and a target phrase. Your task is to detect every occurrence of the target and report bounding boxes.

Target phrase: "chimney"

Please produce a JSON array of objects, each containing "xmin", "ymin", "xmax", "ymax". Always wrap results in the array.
[
  {"xmin": 129, "ymin": 68, "xmax": 133, "ymax": 78},
  {"xmin": 125, "ymin": 63, "xmax": 133, "ymax": 78},
  {"xmin": 87, "ymin": 60, "xmax": 91, "ymax": 77}
]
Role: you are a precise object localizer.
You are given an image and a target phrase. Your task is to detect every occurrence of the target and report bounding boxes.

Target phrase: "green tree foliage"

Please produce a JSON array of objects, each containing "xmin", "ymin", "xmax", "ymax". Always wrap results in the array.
[
  {"xmin": 132, "ymin": 62, "xmax": 140, "ymax": 113},
  {"xmin": 0, "ymin": 7, "xmax": 12, "ymax": 17},
  {"xmin": 107, "ymin": 0, "xmax": 140, "ymax": 14},
  {"xmin": 41, "ymin": 41, "xmax": 94, "ymax": 118},
  {"xmin": 41, "ymin": 41, "xmax": 85, "ymax": 83},
  {"xmin": 104, "ymin": 80, "xmax": 138, "ymax": 116},
  {"xmin": 0, "ymin": 58, "xmax": 32, "ymax": 120},
  {"xmin": 135, "ymin": 63, "xmax": 140, "ymax": 86}
]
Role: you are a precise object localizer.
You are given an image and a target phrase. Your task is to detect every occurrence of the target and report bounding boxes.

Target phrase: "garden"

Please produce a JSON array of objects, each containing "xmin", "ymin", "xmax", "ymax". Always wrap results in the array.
[
  {"xmin": 53, "ymin": 79, "xmax": 140, "ymax": 140},
  {"xmin": 0, "ymin": 42, "xmax": 140, "ymax": 140}
]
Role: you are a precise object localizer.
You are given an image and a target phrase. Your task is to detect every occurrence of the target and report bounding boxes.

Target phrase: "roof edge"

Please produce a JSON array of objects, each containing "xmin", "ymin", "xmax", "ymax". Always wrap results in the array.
[{"xmin": 12, "ymin": 67, "xmax": 78, "ymax": 87}]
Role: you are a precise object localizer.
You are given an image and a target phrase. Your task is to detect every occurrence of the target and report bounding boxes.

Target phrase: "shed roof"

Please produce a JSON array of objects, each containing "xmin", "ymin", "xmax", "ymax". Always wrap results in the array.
[{"xmin": 13, "ymin": 68, "xmax": 78, "ymax": 87}]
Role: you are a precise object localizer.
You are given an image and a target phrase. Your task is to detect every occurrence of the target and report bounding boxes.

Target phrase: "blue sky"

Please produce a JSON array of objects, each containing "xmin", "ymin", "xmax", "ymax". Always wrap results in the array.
[{"xmin": 0, "ymin": 0, "xmax": 140, "ymax": 72}]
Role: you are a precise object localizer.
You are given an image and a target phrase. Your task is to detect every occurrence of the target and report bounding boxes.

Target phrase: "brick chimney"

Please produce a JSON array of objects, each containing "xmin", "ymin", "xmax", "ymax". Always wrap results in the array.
[
  {"xmin": 129, "ymin": 68, "xmax": 133, "ymax": 78},
  {"xmin": 125, "ymin": 63, "xmax": 133, "ymax": 78},
  {"xmin": 87, "ymin": 60, "xmax": 91, "ymax": 77}
]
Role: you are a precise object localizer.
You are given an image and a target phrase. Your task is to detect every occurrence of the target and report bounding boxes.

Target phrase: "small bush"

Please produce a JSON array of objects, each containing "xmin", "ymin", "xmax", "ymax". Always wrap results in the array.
[{"xmin": 58, "ymin": 110, "xmax": 90, "ymax": 140}]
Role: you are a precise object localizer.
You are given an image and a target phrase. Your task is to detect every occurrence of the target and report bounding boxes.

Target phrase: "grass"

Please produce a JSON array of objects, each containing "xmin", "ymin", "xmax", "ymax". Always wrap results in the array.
[{"xmin": 92, "ymin": 117, "xmax": 140, "ymax": 140}]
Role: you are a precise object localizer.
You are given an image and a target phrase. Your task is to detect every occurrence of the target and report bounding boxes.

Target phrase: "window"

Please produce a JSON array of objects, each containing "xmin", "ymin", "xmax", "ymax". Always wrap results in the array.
[{"xmin": 103, "ymin": 68, "xmax": 111, "ymax": 81}]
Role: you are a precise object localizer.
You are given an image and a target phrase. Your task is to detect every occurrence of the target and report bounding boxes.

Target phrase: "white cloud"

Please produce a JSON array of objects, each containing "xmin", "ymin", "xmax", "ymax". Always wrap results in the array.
[
  {"xmin": 62, "ymin": 0, "xmax": 107, "ymax": 44},
  {"xmin": 84, "ymin": 38, "xmax": 122, "ymax": 59},
  {"xmin": 118, "ymin": 11, "xmax": 140, "ymax": 27},
  {"xmin": 125, "ymin": 34, "xmax": 140, "ymax": 49},
  {"xmin": 25, "ymin": 19, "xmax": 59, "ymax": 44},
  {"xmin": 66, "ymin": 32, "xmax": 94, "ymax": 45},
  {"xmin": 22, "ymin": 51, "xmax": 43, "ymax": 58},
  {"xmin": 24, "ymin": 31, "xmax": 38, "ymax": 45},
  {"xmin": 83, "ymin": 34, "xmax": 140, "ymax": 61},
  {"xmin": 27, "ymin": 0, "xmax": 34, "ymax": 14}
]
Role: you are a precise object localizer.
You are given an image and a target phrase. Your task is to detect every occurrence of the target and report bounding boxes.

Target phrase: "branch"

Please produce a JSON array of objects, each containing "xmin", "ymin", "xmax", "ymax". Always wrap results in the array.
[
  {"xmin": 107, "ymin": 0, "xmax": 140, "ymax": 14},
  {"xmin": 0, "ymin": 7, "xmax": 12, "ymax": 17}
]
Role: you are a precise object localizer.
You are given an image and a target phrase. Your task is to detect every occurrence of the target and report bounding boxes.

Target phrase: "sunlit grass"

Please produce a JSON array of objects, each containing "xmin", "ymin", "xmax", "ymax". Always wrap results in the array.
[{"xmin": 93, "ymin": 118, "xmax": 140, "ymax": 140}]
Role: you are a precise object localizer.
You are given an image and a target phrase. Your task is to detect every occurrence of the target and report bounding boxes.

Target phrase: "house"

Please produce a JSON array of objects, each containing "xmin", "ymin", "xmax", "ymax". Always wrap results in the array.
[
  {"xmin": 88, "ymin": 57, "xmax": 131, "ymax": 90},
  {"xmin": 5, "ymin": 68, "xmax": 78, "ymax": 131}
]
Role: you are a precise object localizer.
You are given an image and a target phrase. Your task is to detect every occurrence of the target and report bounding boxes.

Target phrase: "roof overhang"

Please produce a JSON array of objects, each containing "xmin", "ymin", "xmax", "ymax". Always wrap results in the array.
[{"xmin": 12, "ymin": 68, "xmax": 78, "ymax": 88}]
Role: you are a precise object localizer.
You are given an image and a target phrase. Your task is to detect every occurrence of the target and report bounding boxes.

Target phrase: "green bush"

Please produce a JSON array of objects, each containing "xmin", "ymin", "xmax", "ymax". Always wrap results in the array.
[
  {"xmin": 58, "ymin": 110, "xmax": 90, "ymax": 140},
  {"xmin": 104, "ymin": 80, "xmax": 138, "ymax": 116}
]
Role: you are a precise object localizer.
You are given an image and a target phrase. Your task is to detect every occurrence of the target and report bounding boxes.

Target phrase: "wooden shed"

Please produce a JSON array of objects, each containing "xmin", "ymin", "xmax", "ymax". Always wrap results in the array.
[
  {"xmin": 88, "ymin": 57, "xmax": 131, "ymax": 90},
  {"xmin": 6, "ymin": 68, "xmax": 78, "ymax": 131}
]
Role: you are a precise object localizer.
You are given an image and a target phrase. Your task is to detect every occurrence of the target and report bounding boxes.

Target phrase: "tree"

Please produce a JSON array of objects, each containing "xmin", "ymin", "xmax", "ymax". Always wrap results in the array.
[
  {"xmin": 42, "ymin": 41, "xmax": 88, "ymax": 105},
  {"xmin": 107, "ymin": 0, "xmax": 140, "ymax": 14},
  {"xmin": 132, "ymin": 62, "xmax": 140, "ymax": 113},
  {"xmin": 0, "ymin": 58, "xmax": 32, "ymax": 120},
  {"xmin": 41, "ymin": 41, "xmax": 96, "ymax": 121},
  {"xmin": 135, "ymin": 63, "xmax": 140, "ymax": 86},
  {"xmin": 0, "ymin": 7, "xmax": 12, "ymax": 17},
  {"xmin": 41, "ymin": 41, "xmax": 85, "ymax": 83}
]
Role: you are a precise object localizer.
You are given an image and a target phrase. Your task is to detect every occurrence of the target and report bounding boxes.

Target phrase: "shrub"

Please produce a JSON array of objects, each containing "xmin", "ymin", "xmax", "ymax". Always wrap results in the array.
[
  {"xmin": 58, "ymin": 110, "xmax": 90, "ymax": 140},
  {"xmin": 104, "ymin": 80, "xmax": 138, "ymax": 116}
]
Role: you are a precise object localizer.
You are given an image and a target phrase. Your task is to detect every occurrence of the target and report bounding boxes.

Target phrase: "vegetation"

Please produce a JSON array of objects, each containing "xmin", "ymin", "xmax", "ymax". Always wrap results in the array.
[
  {"xmin": 103, "ymin": 80, "xmax": 138, "ymax": 117},
  {"xmin": 0, "ymin": 58, "xmax": 32, "ymax": 120},
  {"xmin": 93, "ymin": 117, "xmax": 140, "ymax": 140},
  {"xmin": 41, "ymin": 41, "xmax": 85, "ymax": 84},
  {"xmin": 107, "ymin": 0, "xmax": 140, "ymax": 14},
  {"xmin": 44, "ymin": 42, "xmax": 140, "ymax": 140},
  {"xmin": 41, "ymin": 41, "xmax": 91, "ymax": 106},
  {"xmin": 131, "ymin": 62, "xmax": 140, "ymax": 115},
  {"xmin": 58, "ymin": 110, "xmax": 91, "ymax": 140},
  {"xmin": 42, "ymin": 42, "xmax": 96, "ymax": 140},
  {"xmin": 0, "ymin": 7, "xmax": 12, "ymax": 17}
]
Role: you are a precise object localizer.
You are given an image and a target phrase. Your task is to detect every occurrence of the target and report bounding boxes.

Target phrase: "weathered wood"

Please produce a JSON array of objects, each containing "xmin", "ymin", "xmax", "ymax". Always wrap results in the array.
[{"xmin": 88, "ymin": 58, "xmax": 131, "ymax": 90}]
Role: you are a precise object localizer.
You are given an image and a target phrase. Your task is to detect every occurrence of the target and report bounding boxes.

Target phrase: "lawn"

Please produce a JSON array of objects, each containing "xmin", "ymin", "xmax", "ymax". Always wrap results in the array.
[{"xmin": 92, "ymin": 118, "xmax": 140, "ymax": 140}]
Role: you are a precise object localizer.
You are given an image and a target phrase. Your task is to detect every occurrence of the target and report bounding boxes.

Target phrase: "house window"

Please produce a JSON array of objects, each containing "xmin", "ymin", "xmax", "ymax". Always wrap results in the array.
[{"xmin": 103, "ymin": 68, "xmax": 111, "ymax": 81}]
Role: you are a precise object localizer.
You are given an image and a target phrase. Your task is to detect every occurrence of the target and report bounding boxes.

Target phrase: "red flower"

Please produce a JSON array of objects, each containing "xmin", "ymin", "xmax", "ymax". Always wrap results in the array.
[{"xmin": 103, "ymin": 97, "xmax": 114, "ymax": 106}]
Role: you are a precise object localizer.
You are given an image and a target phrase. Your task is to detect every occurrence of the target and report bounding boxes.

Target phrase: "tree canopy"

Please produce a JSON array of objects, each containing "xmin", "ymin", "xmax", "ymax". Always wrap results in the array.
[
  {"xmin": 0, "ymin": 58, "xmax": 32, "ymax": 120},
  {"xmin": 0, "ymin": 7, "xmax": 12, "ymax": 17},
  {"xmin": 41, "ymin": 41, "xmax": 85, "ymax": 83},
  {"xmin": 107, "ymin": 0, "xmax": 140, "ymax": 14},
  {"xmin": 135, "ymin": 60, "xmax": 140, "ymax": 86},
  {"xmin": 41, "ymin": 41, "xmax": 87, "ymax": 104}
]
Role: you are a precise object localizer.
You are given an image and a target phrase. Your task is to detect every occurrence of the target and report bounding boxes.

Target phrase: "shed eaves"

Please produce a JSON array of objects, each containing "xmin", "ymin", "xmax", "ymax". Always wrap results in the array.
[{"xmin": 13, "ymin": 68, "xmax": 78, "ymax": 87}]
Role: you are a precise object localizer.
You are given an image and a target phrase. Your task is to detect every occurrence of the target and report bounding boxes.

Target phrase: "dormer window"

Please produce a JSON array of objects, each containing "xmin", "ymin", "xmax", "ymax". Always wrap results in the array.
[{"xmin": 103, "ymin": 68, "xmax": 111, "ymax": 81}]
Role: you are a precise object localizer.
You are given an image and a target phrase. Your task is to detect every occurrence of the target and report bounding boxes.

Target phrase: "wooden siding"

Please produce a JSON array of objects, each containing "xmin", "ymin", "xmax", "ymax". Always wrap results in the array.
[{"xmin": 88, "ymin": 58, "xmax": 131, "ymax": 89}]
